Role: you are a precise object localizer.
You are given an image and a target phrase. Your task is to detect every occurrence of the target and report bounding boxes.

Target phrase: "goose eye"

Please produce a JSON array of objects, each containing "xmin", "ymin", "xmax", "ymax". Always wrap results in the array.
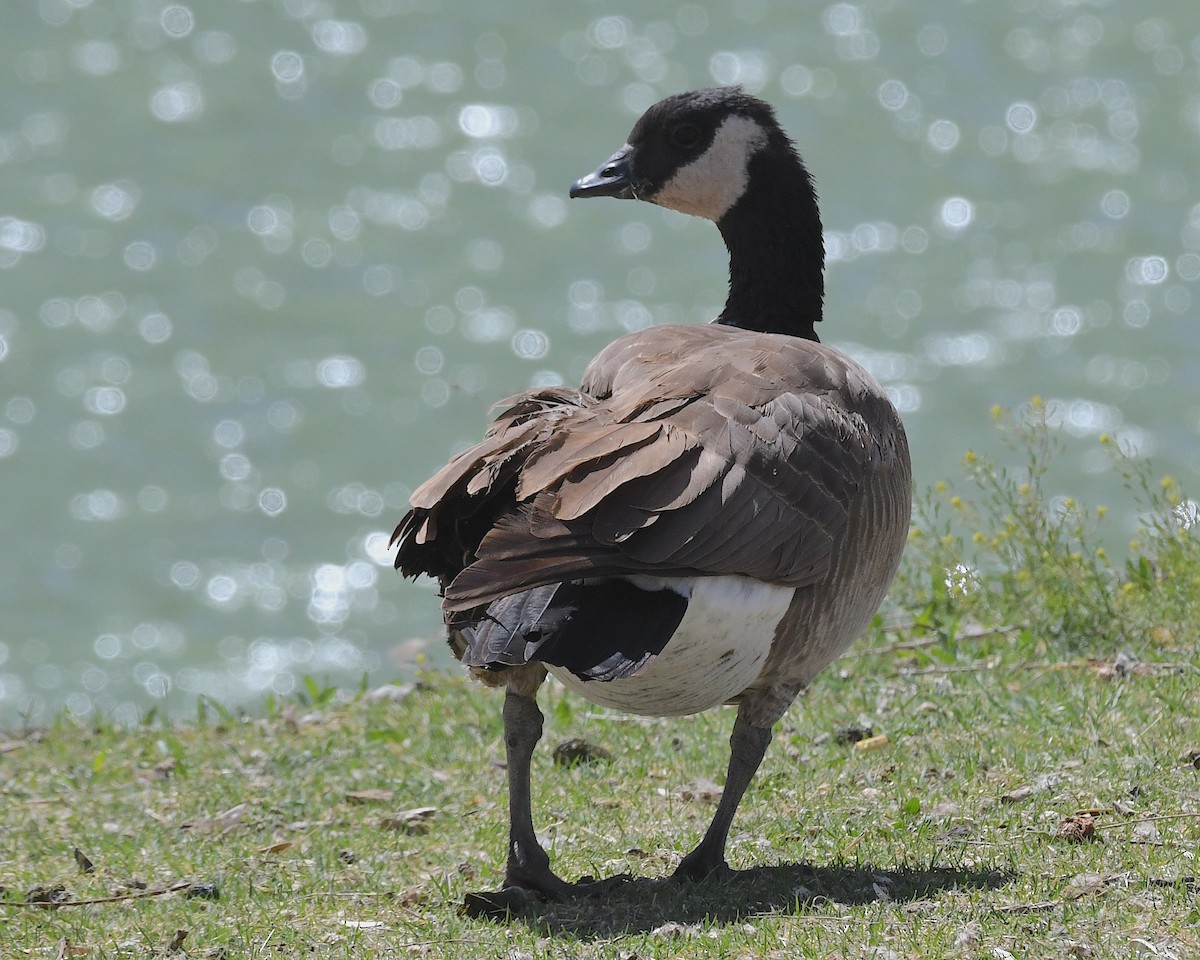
[{"xmin": 670, "ymin": 123, "xmax": 702, "ymax": 149}]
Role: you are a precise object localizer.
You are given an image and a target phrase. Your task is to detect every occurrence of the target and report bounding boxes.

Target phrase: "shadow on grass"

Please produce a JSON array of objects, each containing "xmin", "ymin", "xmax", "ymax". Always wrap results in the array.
[{"xmin": 467, "ymin": 861, "xmax": 1014, "ymax": 937}]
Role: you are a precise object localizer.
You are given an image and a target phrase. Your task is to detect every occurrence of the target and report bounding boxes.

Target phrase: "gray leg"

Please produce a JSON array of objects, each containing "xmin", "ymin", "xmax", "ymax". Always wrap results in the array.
[
  {"xmin": 461, "ymin": 666, "xmax": 631, "ymax": 918},
  {"xmin": 673, "ymin": 704, "xmax": 773, "ymax": 881},
  {"xmin": 500, "ymin": 687, "xmax": 579, "ymax": 898}
]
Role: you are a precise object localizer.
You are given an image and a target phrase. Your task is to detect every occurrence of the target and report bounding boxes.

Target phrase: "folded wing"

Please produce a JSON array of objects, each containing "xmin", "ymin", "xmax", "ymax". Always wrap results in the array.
[{"xmin": 393, "ymin": 324, "xmax": 896, "ymax": 613}]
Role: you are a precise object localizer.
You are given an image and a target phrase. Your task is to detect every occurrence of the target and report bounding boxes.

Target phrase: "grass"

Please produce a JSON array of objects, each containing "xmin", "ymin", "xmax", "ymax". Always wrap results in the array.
[{"xmin": 2, "ymin": 405, "xmax": 1198, "ymax": 959}]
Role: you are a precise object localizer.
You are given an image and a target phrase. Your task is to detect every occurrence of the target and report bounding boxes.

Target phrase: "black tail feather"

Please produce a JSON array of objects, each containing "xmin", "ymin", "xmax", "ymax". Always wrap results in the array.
[{"xmin": 453, "ymin": 579, "xmax": 688, "ymax": 682}]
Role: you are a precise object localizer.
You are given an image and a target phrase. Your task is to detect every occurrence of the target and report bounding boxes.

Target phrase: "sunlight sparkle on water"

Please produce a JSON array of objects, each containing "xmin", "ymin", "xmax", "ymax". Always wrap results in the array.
[{"xmin": 1, "ymin": 0, "xmax": 1195, "ymax": 722}]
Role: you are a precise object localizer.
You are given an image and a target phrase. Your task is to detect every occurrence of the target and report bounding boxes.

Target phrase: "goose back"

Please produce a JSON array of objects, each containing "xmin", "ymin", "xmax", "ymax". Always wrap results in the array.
[{"xmin": 395, "ymin": 323, "xmax": 907, "ymax": 634}]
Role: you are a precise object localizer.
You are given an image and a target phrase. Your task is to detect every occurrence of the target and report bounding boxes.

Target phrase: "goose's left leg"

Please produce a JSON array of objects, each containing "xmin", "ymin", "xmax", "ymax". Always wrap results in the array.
[{"xmin": 673, "ymin": 699, "xmax": 775, "ymax": 882}]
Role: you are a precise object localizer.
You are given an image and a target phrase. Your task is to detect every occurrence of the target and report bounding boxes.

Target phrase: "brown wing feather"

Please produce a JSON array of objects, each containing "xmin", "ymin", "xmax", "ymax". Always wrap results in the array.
[
  {"xmin": 393, "ymin": 387, "xmax": 587, "ymax": 580},
  {"xmin": 408, "ymin": 386, "xmax": 585, "ymax": 510},
  {"xmin": 554, "ymin": 424, "xmax": 695, "ymax": 521},
  {"xmin": 393, "ymin": 324, "xmax": 901, "ymax": 612}
]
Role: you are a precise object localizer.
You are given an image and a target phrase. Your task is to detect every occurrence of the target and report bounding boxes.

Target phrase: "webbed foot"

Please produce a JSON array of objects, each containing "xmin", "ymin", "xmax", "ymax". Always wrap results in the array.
[
  {"xmin": 672, "ymin": 849, "xmax": 735, "ymax": 884},
  {"xmin": 462, "ymin": 871, "xmax": 632, "ymax": 919}
]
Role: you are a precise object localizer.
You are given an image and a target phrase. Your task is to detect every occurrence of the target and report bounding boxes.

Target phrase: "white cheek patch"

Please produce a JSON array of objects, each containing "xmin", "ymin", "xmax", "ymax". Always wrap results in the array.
[{"xmin": 651, "ymin": 114, "xmax": 768, "ymax": 221}]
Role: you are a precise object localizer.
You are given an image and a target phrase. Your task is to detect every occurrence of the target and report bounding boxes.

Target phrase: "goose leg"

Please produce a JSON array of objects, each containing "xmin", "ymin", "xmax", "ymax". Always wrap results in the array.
[
  {"xmin": 673, "ymin": 703, "xmax": 773, "ymax": 882},
  {"xmin": 463, "ymin": 668, "xmax": 631, "ymax": 918},
  {"xmin": 499, "ymin": 685, "xmax": 579, "ymax": 898}
]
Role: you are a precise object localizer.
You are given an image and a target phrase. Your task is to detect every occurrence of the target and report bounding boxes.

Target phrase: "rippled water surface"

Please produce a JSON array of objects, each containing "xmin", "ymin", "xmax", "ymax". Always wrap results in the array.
[{"xmin": 3, "ymin": 1, "xmax": 1198, "ymax": 724}]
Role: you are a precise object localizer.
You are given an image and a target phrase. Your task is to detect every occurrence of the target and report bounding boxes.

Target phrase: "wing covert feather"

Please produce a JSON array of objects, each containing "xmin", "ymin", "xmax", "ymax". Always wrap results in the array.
[{"xmin": 392, "ymin": 324, "xmax": 904, "ymax": 613}]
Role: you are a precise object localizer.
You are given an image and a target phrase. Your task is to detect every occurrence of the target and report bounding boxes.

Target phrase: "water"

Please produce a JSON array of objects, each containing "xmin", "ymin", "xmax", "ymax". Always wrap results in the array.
[{"xmin": 2, "ymin": 0, "xmax": 1197, "ymax": 725}]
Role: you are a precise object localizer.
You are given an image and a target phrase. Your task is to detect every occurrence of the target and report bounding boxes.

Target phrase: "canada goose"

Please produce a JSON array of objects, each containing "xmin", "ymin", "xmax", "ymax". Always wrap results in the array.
[{"xmin": 392, "ymin": 86, "xmax": 911, "ymax": 903}]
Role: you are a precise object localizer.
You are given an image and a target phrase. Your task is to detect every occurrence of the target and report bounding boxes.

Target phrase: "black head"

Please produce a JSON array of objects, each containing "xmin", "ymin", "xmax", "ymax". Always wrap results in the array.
[
  {"xmin": 571, "ymin": 86, "xmax": 825, "ymax": 339},
  {"xmin": 570, "ymin": 87, "xmax": 795, "ymax": 223}
]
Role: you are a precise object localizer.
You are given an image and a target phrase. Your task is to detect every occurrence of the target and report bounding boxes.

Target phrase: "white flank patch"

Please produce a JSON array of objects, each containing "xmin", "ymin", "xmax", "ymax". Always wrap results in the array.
[
  {"xmin": 651, "ymin": 114, "xmax": 768, "ymax": 221},
  {"xmin": 546, "ymin": 574, "xmax": 793, "ymax": 717}
]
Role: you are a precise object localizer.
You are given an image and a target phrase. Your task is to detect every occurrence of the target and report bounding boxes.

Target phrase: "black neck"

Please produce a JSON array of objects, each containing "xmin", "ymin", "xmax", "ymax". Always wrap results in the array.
[{"xmin": 714, "ymin": 144, "xmax": 824, "ymax": 341}]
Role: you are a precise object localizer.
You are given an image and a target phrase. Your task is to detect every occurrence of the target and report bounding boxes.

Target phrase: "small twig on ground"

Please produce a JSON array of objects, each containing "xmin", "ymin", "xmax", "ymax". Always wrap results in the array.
[
  {"xmin": 3, "ymin": 880, "xmax": 195, "ymax": 910},
  {"xmin": 1122, "ymin": 813, "xmax": 1200, "ymax": 826},
  {"xmin": 892, "ymin": 658, "xmax": 1191, "ymax": 679},
  {"xmin": 992, "ymin": 900, "xmax": 1060, "ymax": 915},
  {"xmin": 893, "ymin": 660, "xmax": 1010, "ymax": 677},
  {"xmin": 868, "ymin": 636, "xmax": 942, "ymax": 655},
  {"xmin": 870, "ymin": 621, "xmax": 1022, "ymax": 655}
]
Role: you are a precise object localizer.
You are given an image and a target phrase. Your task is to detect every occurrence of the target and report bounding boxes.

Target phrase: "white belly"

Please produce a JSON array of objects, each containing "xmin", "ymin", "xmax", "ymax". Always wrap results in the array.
[{"xmin": 546, "ymin": 575, "xmax": 793, "ymax": 717}]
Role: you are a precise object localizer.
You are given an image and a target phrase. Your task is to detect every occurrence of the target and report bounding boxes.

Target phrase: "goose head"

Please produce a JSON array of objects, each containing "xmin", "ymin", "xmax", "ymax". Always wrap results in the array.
[{"xmin": 570, "ymin": 86, "xmax": 825, "ymax": 339}]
